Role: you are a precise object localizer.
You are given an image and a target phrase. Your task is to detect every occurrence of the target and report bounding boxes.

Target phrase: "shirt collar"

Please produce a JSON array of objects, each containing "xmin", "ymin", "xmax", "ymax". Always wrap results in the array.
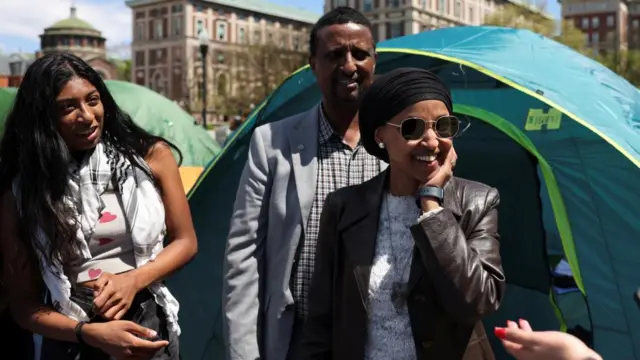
[{"xmin": 318, "ymin": 104, "xmax": 335, "ymax": 144}]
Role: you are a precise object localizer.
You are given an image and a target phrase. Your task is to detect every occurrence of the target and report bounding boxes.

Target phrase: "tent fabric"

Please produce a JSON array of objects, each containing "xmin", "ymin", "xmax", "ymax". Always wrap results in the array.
[
  {"xmin": 0, "ymin": 81, "xmax": 221, "ymax": 168},
  {"xmin": 0, "ymin": 87, "xmax": 17, "ymax": 136},
  {"xmin": 161, "ymin": 27, "xmax": 640, "ymax": 360},
  {"xmin": 104, "ymin": 80, "xmax": 221, "ymax": 167}
]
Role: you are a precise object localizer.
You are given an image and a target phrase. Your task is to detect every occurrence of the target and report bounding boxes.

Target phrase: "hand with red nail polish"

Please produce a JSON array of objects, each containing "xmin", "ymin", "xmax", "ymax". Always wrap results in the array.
[
  {"xmin": 494, "ymin": 327, "xmax": 506, "ymax": 339},
  {"xmin": 496, "ymin": 318, "xmax": 602, "ymax": 360}
]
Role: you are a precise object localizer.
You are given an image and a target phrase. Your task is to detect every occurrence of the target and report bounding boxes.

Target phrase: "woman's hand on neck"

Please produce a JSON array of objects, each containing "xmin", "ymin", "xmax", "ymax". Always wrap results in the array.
[{"xmin": 388, "ymin": 168, "xmax": 443, "ymax": 212}]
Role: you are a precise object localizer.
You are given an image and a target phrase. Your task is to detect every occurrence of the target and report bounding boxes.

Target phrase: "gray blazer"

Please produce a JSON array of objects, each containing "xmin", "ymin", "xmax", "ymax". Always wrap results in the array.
[{"xmin": 222, "ymin": 104, "xmax": 386, "ymax": 360}]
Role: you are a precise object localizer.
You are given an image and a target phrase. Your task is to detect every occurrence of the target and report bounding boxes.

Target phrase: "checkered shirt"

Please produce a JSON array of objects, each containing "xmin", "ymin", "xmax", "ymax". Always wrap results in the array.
[{"xmin": 291, "ymin": 105, "xmax": 381, "ymax": 320}]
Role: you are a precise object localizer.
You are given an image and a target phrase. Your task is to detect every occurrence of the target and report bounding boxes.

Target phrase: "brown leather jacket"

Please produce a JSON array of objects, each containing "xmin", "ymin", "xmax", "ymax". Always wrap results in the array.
[{"xmin": 301, "ymin": 170, "xmax": 506, "ymax": 360}]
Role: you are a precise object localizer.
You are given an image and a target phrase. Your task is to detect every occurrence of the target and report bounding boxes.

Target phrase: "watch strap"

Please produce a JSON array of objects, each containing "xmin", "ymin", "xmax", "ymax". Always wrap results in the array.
[{"xmin": 416, "ymin": 186, "xmax": 444, "ymax": 203}]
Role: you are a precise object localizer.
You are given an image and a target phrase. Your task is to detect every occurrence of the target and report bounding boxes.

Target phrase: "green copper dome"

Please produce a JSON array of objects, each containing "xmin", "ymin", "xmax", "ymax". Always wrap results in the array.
[{"xmin": 46, "ymin": 6, "xmax": 96, "ymax": 31}]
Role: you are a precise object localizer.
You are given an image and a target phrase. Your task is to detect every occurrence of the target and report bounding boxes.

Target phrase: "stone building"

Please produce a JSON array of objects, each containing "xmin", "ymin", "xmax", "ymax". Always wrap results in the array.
[
  {"xmin": 39, "ymin": 5, "xmax": 119, "ymax": 79},
  {"xmin": 0, "ymin": 53, "xmax": 33, "ymax": 88},
  {"xmin": 126, "ymin": 0, "xmax": 319, "ymax": 114},
  {"xmin": 324, "ymin": 0, "xmax": 549, "ymax": 41},
  {"xmin": 562, "ymin": 0, "xmax": 640, "ymax": 54}
]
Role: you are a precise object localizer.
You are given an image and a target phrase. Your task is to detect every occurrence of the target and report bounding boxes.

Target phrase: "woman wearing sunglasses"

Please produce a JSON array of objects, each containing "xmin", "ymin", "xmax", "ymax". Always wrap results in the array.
[{"xmin": 302, "ymin": 67, "xmax": 506, "ymax": 360}]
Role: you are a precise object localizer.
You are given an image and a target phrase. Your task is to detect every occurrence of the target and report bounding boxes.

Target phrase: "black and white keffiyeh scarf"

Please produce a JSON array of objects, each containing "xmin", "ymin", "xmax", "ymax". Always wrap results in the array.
[{"xmin": 12, "ymin": 142, "xmax": 180, "ymax": 334}]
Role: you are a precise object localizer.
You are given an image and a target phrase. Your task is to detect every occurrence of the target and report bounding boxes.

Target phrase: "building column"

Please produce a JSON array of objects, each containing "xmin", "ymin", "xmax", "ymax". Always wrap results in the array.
[{"xmin": 168, "ymin": 45, "xmax": 173, "ymax": 97}]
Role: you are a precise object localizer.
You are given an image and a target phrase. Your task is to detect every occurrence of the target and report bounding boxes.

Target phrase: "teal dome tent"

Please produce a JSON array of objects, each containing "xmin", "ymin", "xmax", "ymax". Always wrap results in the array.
[{"xmin": 173, "ymin": 26, "xmax": 640, "ymax": 360}]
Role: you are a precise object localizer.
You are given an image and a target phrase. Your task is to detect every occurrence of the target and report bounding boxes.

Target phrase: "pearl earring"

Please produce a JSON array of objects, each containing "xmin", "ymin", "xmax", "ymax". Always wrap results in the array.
[{"xmin": 378, "ymin": 142, "xmax": 385, "ymax": 149}]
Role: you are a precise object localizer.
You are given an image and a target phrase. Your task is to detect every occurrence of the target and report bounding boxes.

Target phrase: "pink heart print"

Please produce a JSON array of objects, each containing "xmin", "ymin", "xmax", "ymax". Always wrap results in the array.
[
  {"xmin": 98, "ymin": 238, "xmax": 114, "ymax": 246},
  {"xmin": 99, "ymin": 212, "xmax": 117, "ymax": 223},
  {"xmin": 88, "ymin": 268, "xmax": 103, "ymax": 279}
]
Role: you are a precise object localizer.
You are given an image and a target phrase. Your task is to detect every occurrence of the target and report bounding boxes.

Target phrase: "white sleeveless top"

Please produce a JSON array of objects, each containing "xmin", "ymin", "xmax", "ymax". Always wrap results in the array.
[{"xmin": 66, "ymin": 181, "xmax": 136, "ymax": 283}]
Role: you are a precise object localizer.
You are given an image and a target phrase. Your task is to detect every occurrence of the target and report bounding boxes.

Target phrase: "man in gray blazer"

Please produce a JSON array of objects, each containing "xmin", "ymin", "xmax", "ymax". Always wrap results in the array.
[{"xmin": 222, "ymin": 6, "xmax": 386, "ymax": 360}]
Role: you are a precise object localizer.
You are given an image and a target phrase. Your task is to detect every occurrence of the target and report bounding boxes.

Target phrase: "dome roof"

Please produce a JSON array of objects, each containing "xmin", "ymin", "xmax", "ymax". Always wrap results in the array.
[{"xmin": 46, "ymin": 6, "xmax": 97, "ymax": 32}]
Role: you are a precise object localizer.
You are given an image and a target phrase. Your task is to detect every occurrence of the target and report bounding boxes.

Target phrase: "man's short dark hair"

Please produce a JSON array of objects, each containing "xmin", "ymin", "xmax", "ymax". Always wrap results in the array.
[{"xmin": 309, "ymin": 6, "xmax": 374, "ymax": 56}]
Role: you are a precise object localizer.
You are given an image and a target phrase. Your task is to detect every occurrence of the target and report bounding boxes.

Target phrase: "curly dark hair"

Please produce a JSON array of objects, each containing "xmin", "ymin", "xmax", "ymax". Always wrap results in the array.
[
  {"xmin": 0, "ymin": 52, "xmax": 182, "ymax": 269},
  {"xmin": 309, "ymin": 6, "xmax": 374, "ymax": 57}
]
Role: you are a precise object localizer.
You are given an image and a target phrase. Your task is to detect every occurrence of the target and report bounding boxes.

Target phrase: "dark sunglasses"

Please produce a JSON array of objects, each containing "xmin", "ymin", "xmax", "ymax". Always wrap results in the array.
[{"xmin": 386, "ymin": 115, "xmax": 463, "ymax": 140}]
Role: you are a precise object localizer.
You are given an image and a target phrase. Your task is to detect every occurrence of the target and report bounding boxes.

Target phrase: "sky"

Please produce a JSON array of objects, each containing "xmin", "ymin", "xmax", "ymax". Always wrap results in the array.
[{"xmin": 0, "ymin": 0, "xmax": 560, "ymax": 58}]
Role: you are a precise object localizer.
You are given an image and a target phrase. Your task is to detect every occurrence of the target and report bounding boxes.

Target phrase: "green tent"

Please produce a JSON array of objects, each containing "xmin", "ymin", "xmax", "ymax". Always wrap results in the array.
[
  {"xmin": 104, "ymin": 80, "xmax": 220, "ymax": 167},
  {"xmin": 0, "ymin": 80, "xmax": 220, "ymax": 167},
  {"xmin": 0, "ymin": 87, "xmax": 17, "ymax": 136}
]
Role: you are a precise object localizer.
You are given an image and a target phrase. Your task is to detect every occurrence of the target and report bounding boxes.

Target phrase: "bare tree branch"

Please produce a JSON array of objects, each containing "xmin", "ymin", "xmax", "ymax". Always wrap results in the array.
[{"xmin": 222, "ymin": 43, "xmax": 306, "ymax": 115}]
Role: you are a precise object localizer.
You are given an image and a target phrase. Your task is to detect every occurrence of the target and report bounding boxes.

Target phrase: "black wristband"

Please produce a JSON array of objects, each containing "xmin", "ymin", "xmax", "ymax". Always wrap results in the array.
[
  {"xmin": 416, "ymin": 186, "xmax": 444, "ymax": 204},
  {"xmin": 75, "ymin": 321, "xmax": 87, "ymax": 345}
]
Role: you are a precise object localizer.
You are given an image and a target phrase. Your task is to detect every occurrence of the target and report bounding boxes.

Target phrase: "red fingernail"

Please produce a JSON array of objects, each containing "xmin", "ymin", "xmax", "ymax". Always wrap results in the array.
[{"xmin": 494, "ymin": 327, "xmax": 507, "ymax": 339}]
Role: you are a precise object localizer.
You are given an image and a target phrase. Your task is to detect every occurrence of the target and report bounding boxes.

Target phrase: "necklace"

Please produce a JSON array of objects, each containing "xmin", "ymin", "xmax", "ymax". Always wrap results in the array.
[{"xmin": 385, "ymin": 194, "xmax": 414, "ymax": 313}]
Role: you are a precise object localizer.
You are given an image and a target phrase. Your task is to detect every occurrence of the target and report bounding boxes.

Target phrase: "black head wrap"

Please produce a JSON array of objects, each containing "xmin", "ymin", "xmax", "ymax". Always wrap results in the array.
[{"xmin": 359, "ymin": 67, "xmax": 453, "ymax": 162}]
